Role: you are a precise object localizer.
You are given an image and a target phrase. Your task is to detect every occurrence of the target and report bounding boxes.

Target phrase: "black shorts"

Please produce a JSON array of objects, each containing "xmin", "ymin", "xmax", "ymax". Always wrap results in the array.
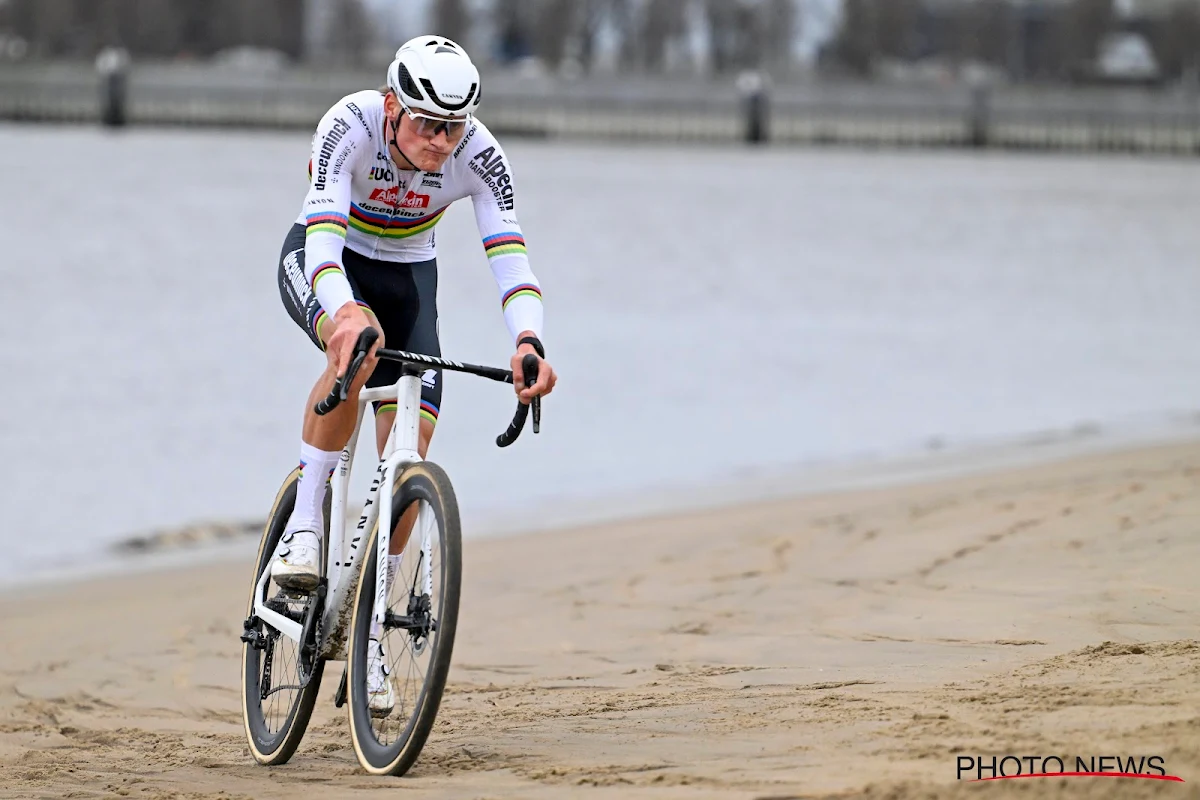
[{"xmin": 277, "ymin": 223, "xmax": 442, "ymax": 426}]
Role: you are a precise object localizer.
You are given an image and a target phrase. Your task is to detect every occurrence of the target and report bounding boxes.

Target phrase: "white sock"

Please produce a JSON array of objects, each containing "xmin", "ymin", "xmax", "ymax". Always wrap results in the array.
[
  {"xmin": 286, "ymin": 442, "xmax": 341, "ymax": 537},
  {"xmin": 371, "ymin": 554, "xmax": 404, "ymax": 640}
]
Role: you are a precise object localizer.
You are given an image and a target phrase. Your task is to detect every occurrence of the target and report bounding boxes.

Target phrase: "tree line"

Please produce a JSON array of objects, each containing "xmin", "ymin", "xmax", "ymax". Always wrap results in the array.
[
  {"xmin": 0, "ymin": 0, "xmax": 797, "ymax": 72},
  {"xmin": 828, "ymin": 0, "xmax": 1200, "ymax": 82},
  {"xmin": 3, "ymin": 0, "xmax": 1198, "ymax": 83},
  {"xmin": 1, "ymin": 0, "xmax": 305, "ymax": 59}
]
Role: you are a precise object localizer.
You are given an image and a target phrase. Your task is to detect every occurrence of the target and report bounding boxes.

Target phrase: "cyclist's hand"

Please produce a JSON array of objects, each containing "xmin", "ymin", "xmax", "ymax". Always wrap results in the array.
[
  {"xmin": 512, "ymin": 336, "xmax": 556, "ymax": 403},
  {"xmin": 327, "ymin": 302, "xmax": 379, "ymax": 384}
]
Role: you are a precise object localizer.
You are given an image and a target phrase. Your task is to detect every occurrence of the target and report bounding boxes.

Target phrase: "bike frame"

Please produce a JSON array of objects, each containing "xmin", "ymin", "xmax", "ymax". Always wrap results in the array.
[
  {"xmin": 252, "ymin": 363, "xmax": 429, "ymax": 662},
  {"xmin": 248, "ymin": 342, "xmax": 533, "ymax": 666}
]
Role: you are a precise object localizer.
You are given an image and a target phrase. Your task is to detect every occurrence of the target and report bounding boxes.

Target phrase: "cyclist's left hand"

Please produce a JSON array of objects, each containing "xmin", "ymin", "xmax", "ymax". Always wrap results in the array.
[{"xmin": 512, "ymin": 339, "xmax": 556, "ymax": 403}]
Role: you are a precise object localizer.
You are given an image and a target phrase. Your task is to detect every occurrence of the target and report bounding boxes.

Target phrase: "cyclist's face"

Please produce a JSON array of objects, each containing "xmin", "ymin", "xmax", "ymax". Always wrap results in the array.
[{"xmin": 385, "ymin": 93, "xmax": 465, "ymax": 172}]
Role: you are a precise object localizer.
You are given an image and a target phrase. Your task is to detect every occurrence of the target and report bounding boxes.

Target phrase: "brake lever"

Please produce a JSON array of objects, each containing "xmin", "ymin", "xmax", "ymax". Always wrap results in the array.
[
  {"xmin": 314, "ymin": 328, "xmax": 379, "ymax": 415},
  {"xmin": 495, "ymin": 353, "xmax": 542, "ymax": 447}
]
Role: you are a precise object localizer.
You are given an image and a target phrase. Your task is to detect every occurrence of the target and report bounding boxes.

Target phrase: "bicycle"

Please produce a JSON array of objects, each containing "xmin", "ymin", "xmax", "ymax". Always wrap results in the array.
[{"xmin": 239, "ymin": 328, "xmax": 541, "ymax": 775}]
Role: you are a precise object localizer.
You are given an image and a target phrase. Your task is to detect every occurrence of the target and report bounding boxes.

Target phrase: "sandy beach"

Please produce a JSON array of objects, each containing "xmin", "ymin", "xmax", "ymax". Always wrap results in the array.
[{"xmin": 2, "ymin": 440, "xmax": 1199, "ymax": 799}]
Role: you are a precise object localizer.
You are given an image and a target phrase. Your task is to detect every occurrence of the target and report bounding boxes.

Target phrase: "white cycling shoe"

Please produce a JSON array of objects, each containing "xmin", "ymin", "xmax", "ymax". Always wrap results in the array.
[
  {"xmin": 367, "ymin": 638, "xmax": 396, "ymax": 718},
  {"xmin": 269, "ymin": 529, "xmax": 321, "ymax": 592}
]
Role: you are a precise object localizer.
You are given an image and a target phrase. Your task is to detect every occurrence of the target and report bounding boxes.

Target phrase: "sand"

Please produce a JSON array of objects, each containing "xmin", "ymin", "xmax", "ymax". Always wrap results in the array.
[{"xmin": 2, "ymin": 441, "xmax": 1199, "ymax": 799}]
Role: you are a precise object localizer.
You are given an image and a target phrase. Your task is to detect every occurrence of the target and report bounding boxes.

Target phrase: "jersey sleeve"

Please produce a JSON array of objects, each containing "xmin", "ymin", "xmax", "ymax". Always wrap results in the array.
[
  {"xmin": 465, "ymin": 134, "xmax": 544, "ymax": 342},
  {"xmin": 301, "ymin": 102, "xmax": 366, "ymax": 326}
]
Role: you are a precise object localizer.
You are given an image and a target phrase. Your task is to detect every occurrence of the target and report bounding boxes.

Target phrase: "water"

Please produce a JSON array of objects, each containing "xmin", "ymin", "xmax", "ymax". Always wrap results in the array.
[{"xmin": 4, "ymin": 124, "xmax": 1200, "ymax": 582}]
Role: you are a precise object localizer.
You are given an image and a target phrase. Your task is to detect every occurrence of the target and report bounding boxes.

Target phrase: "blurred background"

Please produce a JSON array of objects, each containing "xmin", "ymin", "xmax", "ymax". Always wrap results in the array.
[
  {"xmin": 3, "ymin": 0, "xmax": 1200, "ymax": 585},
  {"xmin": 4, "ymin": 0, "xmax": 1200, "ymax": 148}
]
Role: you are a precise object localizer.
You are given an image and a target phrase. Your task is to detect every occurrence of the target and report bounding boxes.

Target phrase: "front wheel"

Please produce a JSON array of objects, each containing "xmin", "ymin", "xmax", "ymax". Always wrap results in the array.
[{"xmin": 347, "ymin": 461, "xmax": 462, "ymax": 776}]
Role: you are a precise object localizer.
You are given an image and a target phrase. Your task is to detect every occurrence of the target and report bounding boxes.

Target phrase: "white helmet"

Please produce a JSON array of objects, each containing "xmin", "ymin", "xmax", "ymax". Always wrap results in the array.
[{"xmin": 386, "ymin": 36, "xmax": 481, "ymax": 118}]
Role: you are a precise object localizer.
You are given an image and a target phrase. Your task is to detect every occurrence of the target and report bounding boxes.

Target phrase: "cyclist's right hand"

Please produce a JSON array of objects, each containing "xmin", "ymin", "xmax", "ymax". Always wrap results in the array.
[{"xmin": 327, "ymin": 302, "xmax": 380, "ymax": 386}]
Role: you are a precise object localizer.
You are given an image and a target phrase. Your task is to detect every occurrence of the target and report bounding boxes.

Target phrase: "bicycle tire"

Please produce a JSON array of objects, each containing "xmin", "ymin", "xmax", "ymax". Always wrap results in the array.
[
  {"xmin": 240, "ymin": 468, "xmax": 328, "ymax": 765},
  {"xmin": 347, "ymin": 461, "xmax": 462, "ymax": 776}
]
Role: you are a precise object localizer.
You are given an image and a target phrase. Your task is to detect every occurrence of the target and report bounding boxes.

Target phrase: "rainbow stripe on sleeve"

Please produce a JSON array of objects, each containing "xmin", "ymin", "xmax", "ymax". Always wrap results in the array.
[
  {"xmin": 312, "ymin": 300, "xmax": 370, "ymax": 343},
  {"xmin": 502, "ymin": 283, "xmax": 542, "ymax": 310},
  {"xmin": 483, "ymin": 232, "xmax": 527, "ymax": 259},
  {"xmin": 306, "ymin": 211, "xmax": 348, "ymax": 238},
  {"xmin": 311, "ymin": 262, "xmax": 345, "ymax": 290}
]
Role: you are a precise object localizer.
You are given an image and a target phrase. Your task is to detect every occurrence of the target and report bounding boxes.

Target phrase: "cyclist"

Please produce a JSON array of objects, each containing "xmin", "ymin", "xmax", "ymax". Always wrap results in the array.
[{"xmin": 271, "ymin": 36, "xmax": 557, "ymax": 709}]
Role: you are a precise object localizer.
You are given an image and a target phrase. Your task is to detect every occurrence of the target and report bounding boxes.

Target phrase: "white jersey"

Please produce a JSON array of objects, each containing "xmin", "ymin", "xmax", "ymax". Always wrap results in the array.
[{"xmin": 295, "ymin": 90, "xmax": 543, "ymax": 341}]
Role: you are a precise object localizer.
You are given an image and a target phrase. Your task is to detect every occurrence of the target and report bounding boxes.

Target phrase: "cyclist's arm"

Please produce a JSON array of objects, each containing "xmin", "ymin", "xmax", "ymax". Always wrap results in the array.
[
  {"xmin": 301, "ymin": 104, "xmax": 364, "ymax": 322},
  {"xmin": 467, "ymin": 140, "xmax": 544, "ymax": 343}
]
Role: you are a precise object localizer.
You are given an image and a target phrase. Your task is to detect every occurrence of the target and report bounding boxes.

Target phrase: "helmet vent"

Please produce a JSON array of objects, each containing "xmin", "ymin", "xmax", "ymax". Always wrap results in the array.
[
  {"xmin": 396, "ymin": 63, "xmax": 424, "ymax": 100},
  {"xmin": 420, "ymin": 79, "xmax": 477, "ymax": 112},
  {"xmin": 434, "ymin": 46, "xmax": 457, "ymax": 54}
]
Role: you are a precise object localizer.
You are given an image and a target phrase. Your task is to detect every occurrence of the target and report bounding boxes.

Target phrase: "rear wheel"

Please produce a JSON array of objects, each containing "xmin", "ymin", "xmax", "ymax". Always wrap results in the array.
[
  {"xmin": 347, "ymin": 461, "xmax": 462, "ymax": 776},
  {"xmin": 240, "ymin": 469, "xmax": 328, "ymax": 765}
]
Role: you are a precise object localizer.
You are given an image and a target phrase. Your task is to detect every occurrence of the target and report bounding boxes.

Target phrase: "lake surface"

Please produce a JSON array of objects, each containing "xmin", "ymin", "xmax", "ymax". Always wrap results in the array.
[{"xmin": 4, "ymin": 124, "xmax": 1200, "ymax": 582}]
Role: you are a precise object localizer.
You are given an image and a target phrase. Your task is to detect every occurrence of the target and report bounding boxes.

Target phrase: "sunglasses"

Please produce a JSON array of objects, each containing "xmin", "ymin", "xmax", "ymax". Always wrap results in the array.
[{"xmin": 400, "ymin": 104, "xmax": 469, "ymax": 138}]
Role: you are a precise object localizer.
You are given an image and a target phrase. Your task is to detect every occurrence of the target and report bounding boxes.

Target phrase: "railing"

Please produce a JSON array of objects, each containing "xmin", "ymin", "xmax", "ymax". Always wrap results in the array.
[{"xmin": 2, "ymin": 61, "xmax": 1198, "ymax": 155}]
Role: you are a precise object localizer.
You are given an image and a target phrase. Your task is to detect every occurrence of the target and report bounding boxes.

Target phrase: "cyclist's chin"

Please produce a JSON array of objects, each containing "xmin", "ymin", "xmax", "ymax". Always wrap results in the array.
[{"xmin": 417, "ymin": 150, "xmax": 451, "ymax": 172}]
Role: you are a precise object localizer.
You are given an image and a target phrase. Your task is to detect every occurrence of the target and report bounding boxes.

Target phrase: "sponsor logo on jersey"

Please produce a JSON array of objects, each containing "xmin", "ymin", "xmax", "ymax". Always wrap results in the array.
[
  {"xmin": 452, "ymin": 123, "xmax": 478, "ymax": 158},
  {"xmin": 366, "ymin": 187, "xmax": 428, "ymax": 209},
  {"xmin": 468, "ymin": 145, "xmax": 515, "ymax": 211},
  {"xmin": 400, "ymin": 191, "xmax": 430, "ymax": 209},
  {"xmin": 370, "ymin": 186, "xmax": 400, "ymax": 206},
  {"xmin": 346, "ymin": 101, "xmax": 372, "ymax": 139},
  {"xmin": 314, "ymin": 117, "xmax": 352, "ymax": 191},
  {"xmin": 332, "ymin": 142, "xmax": 351, "ymax": 177},
  {"xmin": 422, "ymin": 173, "xmax": 443, "ymax": 189}
]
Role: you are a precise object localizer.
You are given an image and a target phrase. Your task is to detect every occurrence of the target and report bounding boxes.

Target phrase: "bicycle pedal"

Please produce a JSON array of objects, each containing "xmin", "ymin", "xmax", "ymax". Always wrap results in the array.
[{"xmin": 240, "ymin": 617, "xmax": 269, "ymax": 650}]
